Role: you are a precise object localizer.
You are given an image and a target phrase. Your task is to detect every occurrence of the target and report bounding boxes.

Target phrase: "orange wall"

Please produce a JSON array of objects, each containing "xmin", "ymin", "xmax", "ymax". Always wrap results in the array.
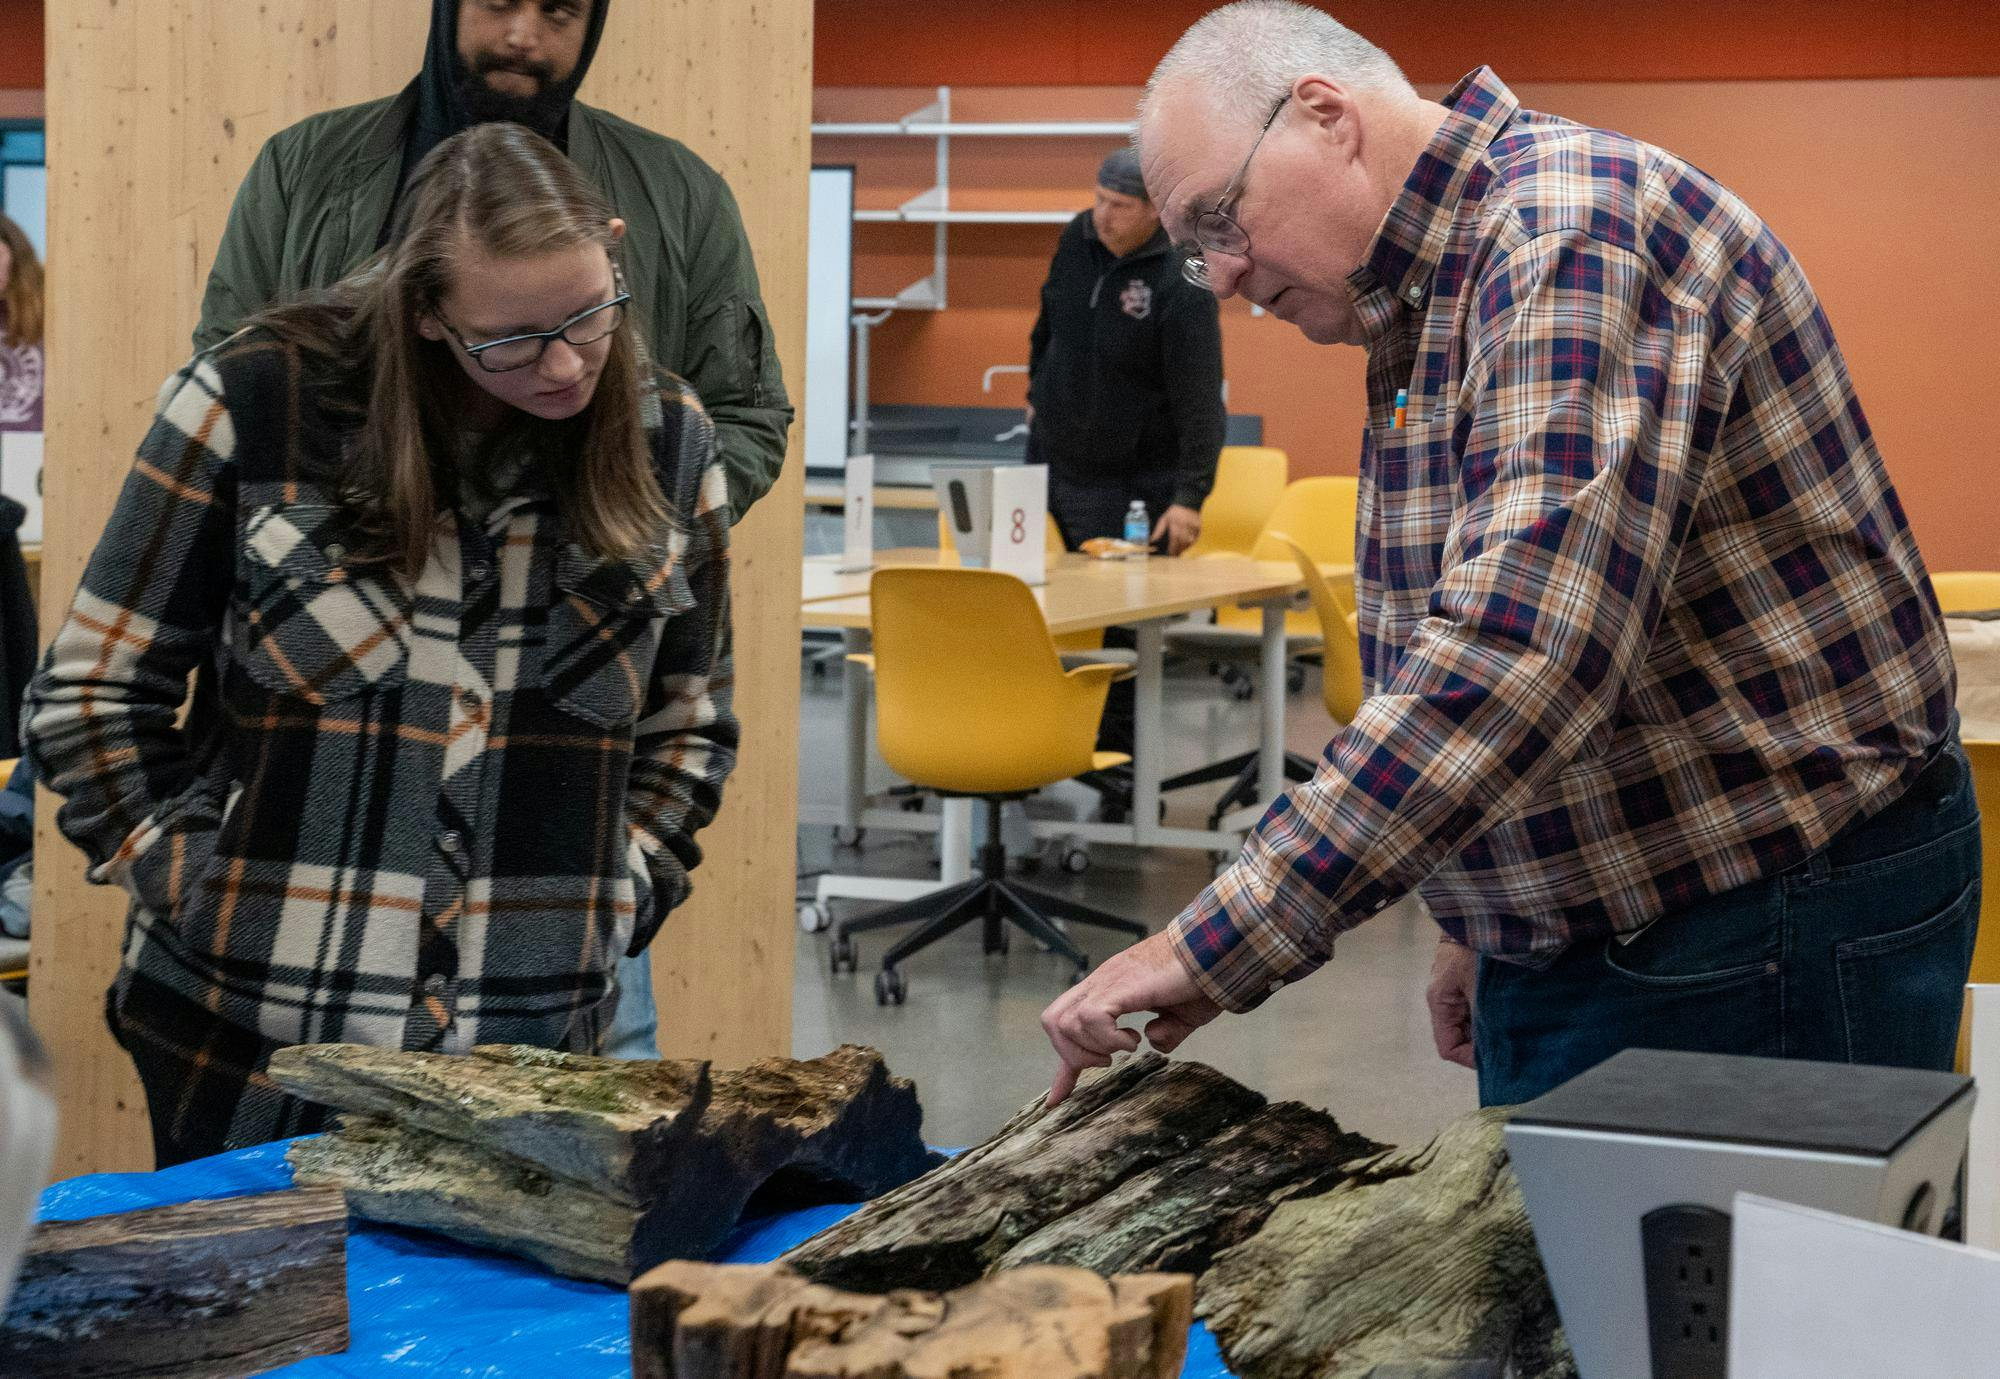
[
  {"xmin": 0, "ymin": 1, "xmax": 42, "ymax": 90},
  {"xmin": 816, "ymin": 71, "xmax": 2000, "ymax": 572},
  {"xmin": 818, "ymin": 0, "xmax": 2000, "ymax": 86}
]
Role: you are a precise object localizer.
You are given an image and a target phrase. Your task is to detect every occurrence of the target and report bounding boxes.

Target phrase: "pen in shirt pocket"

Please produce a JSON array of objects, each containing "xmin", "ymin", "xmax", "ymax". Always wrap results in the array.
[{"xmin": 1393, "ymin": 388, "xmax": 1408, "ymax": 429}]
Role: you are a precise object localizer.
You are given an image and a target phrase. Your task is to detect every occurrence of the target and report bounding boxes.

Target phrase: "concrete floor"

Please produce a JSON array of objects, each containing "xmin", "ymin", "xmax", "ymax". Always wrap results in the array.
[{"xmin": 791, "ymin": 651, "xmax": 1479, "ymax": 1151}]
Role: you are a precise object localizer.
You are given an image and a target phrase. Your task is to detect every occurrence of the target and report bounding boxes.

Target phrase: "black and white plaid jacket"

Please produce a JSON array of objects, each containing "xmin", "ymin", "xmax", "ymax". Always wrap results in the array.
[{"xmin": 25, "ymin": 330, "xmax": 738, "ymax": 1054}]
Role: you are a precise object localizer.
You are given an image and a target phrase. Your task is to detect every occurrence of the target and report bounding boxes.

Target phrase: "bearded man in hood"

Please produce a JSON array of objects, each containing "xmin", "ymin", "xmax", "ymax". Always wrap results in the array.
[{"xmin": 195, "ymin": 0, "xmax": 791, "ymax": 522}]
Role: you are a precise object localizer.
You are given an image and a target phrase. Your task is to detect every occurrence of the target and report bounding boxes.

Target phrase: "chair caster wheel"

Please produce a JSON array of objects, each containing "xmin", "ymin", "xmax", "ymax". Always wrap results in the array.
[
  {"xmin": 1287, "ymin": 664, "xmax": 1307, "ymax": 695},
  {"xmin": 829, "ymin": 936, "xmax": 858, "ymax": 974},
  {"xmin": 833, "ymin": 825, "xmax": 865, "ymax": 848},
  {"xmin": 1230, "ymin": 678, "xmax": 1255, "ymax": 703},
  {"xmin": 798, "ymin": 901, "xmax": 832, "ymax": 934},
  {"xmin": 1068, "ymin": 963, "xmax": 1090, "ymax": 987},
  {"xmin": 875, "ymin": 967, "xmax": 908, "ymax": 1006},
  {"xmin": 1060, "ymin": 846, "xmax": 1090, "ymax": 875}
]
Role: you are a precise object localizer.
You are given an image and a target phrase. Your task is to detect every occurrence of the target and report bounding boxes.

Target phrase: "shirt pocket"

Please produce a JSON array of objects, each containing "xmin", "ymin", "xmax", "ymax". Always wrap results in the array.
[
  {"xmin": 237, "ymin": 503, "xmax": 412, "ymax": 703},
  {"xmin": 543, "ymin": 534, "xmax": 696, "ymax": 730}
]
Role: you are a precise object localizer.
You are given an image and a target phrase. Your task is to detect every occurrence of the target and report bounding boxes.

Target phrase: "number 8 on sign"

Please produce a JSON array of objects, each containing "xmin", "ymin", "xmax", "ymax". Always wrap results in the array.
[{"xmin": 1011, "ymin": 508, "xmax": 1027, "ymax": 544}]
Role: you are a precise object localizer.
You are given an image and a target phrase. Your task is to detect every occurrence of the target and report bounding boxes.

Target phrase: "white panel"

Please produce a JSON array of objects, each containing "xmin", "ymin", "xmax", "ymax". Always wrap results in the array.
[
  {"xmin": 806, "ymin": 165, "xmax": 854, "ymax": 475},
  {"xmin": 1731, "ymin": 1192, "xmax": 2000, "ymax": 1377}
]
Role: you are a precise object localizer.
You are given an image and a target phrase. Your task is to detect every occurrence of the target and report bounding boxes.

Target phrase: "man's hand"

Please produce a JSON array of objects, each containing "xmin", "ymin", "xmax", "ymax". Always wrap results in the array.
[
  {"xmin": 1040, "ymin": 930, "xmax": 1223, "ymax": 1107},
  {"xmin": 1426, "ymin": 939, "xmax": 1478, "ymax": 1070},
  {"xmin": 1153, "ymin": 503, "xmax": 1202, "ymax": 556}
]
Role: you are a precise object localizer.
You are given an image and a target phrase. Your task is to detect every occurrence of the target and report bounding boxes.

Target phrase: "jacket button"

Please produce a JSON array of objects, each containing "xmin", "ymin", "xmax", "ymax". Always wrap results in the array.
[
  {"xmin": 468, "ymin": 561, "xmax": 492, "ymax": 582},
  {"xmin": 438, "ymin": 830, "xmax": 463, "ymax": 855},
  {"xmin": 422, "ymin": 973, "xmax": 447, "ymax": 997},
  {"xmin": 325, "ymin": 543, "xmax": 346, "ymax": 564}
]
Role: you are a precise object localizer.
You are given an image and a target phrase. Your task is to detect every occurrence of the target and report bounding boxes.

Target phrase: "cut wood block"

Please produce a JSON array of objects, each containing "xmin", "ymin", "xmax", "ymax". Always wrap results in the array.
[
  {"xmin": 276, "ymin": 1042, "xmax": 936, "ymax": 1283},
  {"xmin": 1198, "ymin": 1107, "xmax": 1576, "ymax": 1379},
  {"xmin": 0, "ymin": 1187, "xmax": 349, "ymax": 1378},
  {"xmin": 783, "ymin": 1053, "xmax": 1382, "ymax": 1292},
  {"xmin": 629, "ymin": 1259, "xmax": 1192, "ymax": 1379}
]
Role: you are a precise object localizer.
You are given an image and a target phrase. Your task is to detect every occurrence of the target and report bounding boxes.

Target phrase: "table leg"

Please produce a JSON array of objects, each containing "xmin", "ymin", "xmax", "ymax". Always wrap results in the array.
[
  {"xmin": 1260, "ymin": 600, "xmax": 1287, "ymax": 805},
  {"xmin": 1133, "ymin": 620, "xmax": 1165, "ymax": 845},
  {"xmin": 840, "ymin": 628, "xmax": 869, "ymax": 837},
  {"xmin": 940, "ymin": 798, "xmax": 973, "ymax": 884}
]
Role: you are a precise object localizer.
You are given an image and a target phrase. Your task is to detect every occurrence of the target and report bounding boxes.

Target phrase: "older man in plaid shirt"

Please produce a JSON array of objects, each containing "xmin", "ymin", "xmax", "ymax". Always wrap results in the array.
[{"xmin": 1043, "ymin": 3, "xmax": 1976, "ymax": 1108}]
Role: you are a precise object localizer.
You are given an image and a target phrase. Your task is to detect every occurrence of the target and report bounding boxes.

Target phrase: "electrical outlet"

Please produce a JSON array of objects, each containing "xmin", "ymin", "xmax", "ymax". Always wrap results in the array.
[{"xmin": 1641, "ymin": 1204, "xmax": 1732, "ymax": 1378}]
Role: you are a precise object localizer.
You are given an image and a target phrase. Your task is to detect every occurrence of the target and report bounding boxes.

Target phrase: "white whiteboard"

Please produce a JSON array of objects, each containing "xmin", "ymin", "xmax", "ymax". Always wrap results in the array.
[{"xmin": 806, "ymin": 165, "xmax": 854, "ymax": 475}]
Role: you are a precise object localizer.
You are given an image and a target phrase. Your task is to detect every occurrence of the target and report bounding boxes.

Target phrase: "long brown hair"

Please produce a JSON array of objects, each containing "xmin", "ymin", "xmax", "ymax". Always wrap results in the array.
[
  {"xmin": 247, "ymin": 123, "xmax": 662, "ymax": 581},
  {"xmin": 0, "ymin": 214, "xmax": 43, "ymax": 350}
]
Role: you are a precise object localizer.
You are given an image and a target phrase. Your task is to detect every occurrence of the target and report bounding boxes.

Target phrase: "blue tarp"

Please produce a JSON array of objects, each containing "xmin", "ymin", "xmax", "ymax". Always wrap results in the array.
[{"xmin": 38, "ymin": 1142, "xmax": 1234, "ymax": 1377}]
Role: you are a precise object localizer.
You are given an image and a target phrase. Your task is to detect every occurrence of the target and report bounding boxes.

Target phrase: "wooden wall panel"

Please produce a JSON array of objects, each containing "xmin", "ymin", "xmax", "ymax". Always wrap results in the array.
[
  {"xmin": 584, "ymin": 1, "xmax": 808, "ymax": 1070},
  {"xmin": 35, "ymin": 0, "xmax": 808, "ymax": 1175},
  {"xmin": 36, "ymin": 0, "xmax": 427, "ymax": 1179}
]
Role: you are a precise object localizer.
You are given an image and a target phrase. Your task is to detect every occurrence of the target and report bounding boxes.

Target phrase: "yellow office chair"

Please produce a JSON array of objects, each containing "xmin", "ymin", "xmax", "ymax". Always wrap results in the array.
[
  {"xmin": 829, "ymin": 568, "xmax": 1148, "ymax": 1004},
  {"xmin": 1159, "ymin": 477, "xmax": 1359, "ymax": 824},
  {"xmin": 1932, "ymin": 571, "xmax": 2000, "ymax": 615},
  {"xmin": 1180, "ymin": 446, "xmax": 1288, "ymax": 559},
  {"xmin": 1277, "ymin": 535, "xmax": 1365, "ymax": 727},
  {"xmin": 1958, "ymin": 739, "xmax": 2000, "ymax": 1072}
]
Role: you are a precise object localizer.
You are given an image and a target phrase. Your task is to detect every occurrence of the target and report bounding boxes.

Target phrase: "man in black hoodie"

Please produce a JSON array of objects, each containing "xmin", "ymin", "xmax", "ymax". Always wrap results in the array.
[
  {"xmin": 1028, "ymin": 148, "xmax": 1225, "ymax": 558},
  {"xmin": 195, "ymin": 0, "xmax": 792, "ymax": 523},
  {"xmin": 195, "ymin": 0, "xmax": 793, "ymax": 1062},
  {"xmin": 1028, "ymin": 149, "xmax": 1225, "ymax": 755}
]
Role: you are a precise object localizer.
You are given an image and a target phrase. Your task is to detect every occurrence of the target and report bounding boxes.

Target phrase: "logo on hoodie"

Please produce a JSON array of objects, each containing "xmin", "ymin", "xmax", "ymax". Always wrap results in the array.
[{"xmin": 1118, "ymin": 279, "xmax": 1153, "ymax": 321}]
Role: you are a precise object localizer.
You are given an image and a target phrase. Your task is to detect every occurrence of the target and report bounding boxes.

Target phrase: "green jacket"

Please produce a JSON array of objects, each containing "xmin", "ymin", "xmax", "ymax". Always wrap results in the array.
[{"xmin": 194, "ymin": 86, "xmax": 792, "ymax": 521}]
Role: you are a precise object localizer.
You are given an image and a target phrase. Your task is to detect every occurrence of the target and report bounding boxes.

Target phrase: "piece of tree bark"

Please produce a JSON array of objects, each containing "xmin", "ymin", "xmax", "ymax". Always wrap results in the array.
[
  {"xmin": 0, "ymin": 1188, "xmax": 348, "ymax": 1379},
  {"xmin": 1197, "ymin": 1107, "xmax": 1576, "ymax": 1379},
  {"xmin": 276, "ymin": 1042, "xmax": 936, "ymax": 1283},
  {"xmin": 783, "ymin": 1053, "xmax": 1383, "ymax": 1293},
  {"xmin": 630, "ymin": 1259, "xmax": 1193, "ymax": 1379}
]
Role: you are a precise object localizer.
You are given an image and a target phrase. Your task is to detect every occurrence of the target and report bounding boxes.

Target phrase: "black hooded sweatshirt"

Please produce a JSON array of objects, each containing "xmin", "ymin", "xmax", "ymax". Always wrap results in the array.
[
  {"xmin": 392, "ymin": 0, "xmax": 612, "ymax": 224},
  {"xmin": 1026, "ymin": 211, "xmax": 1225, "ymax": 511}
]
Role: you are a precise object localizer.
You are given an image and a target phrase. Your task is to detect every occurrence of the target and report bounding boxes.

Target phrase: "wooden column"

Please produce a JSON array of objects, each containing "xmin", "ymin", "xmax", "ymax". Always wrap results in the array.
[
  {"xmin": 586, "ymin": 3, "xmax": 808, "ymax": 1070},
  {"xmin": 34, "ymin": 0, "xmax": 807, "ymax": 1175}
]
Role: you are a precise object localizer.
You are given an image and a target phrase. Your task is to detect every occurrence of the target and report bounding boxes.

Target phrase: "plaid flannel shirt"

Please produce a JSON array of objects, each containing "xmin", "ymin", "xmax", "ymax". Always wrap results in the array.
[
  {"xmin": 1173, "ymin": 69, "xmax": 1956, "ymax": 1011},
  {"xmin": 25, "ymin": 330, "xmax": 738, "ymax": 1053}
]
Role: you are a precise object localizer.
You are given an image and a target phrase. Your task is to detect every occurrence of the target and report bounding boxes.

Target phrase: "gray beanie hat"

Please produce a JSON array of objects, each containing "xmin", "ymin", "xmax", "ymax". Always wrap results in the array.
[{"xmin": 1097, "ymin": 147, "xmax": 1148, "ymax": 201}]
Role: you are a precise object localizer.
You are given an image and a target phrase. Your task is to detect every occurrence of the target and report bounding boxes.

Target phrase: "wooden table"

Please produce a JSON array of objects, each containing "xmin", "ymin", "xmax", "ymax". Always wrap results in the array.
[{"xmin": 801, "ymin": 551, "xmax": 1319, "ymax": 918}]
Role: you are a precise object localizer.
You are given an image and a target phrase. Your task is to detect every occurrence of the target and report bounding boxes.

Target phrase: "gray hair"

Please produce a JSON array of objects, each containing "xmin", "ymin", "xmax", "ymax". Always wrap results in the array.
[{"xmin": 1142, "ymin": 2, "xmax": 1415, "ymax": 133}]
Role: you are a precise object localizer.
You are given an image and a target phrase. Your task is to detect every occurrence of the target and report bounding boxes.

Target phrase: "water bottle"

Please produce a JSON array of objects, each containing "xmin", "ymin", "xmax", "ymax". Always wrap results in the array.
[{"xmin": 1123, "ymin": 500, "xmax": 1150, "ymax": 554}]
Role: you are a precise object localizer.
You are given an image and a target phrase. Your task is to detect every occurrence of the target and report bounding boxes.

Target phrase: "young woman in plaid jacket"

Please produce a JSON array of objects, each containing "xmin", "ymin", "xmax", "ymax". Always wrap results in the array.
[{"xmin": 25, "ymin": 124, "xmax": 739, "ymax": 1165}]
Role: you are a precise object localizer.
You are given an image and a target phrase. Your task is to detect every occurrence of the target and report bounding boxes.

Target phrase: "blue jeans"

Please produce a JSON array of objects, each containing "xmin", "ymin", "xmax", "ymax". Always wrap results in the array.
[
  {"xmin": 603, "ymin": 949, "xmax": 661, "ymax": 1060},
  {"xmin": 1474, "ymin": 739, "xmax": 1982, "ymax": 1106}
]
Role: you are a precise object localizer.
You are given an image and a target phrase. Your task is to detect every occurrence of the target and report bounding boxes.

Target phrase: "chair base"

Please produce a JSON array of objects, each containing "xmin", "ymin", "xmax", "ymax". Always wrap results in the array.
[
  {"xmin": 1161, "ymin": 749, "xmax": 1318, "ymax": 827},
  {"xmin": 828, "ymin": 806, "xmax": 1149, "ymax": 1004}
]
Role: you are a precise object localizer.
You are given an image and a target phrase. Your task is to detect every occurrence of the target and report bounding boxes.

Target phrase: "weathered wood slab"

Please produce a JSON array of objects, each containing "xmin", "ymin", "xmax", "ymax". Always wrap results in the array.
[
  {"xmin": 1198, "ymin": 1106, "xmax": 1576, "ymax": 1379},
  {"xmin": 997, "ymin": 1099, "xmax": 1381, "ymax": 1278},
  {"xmin": 273, "ymin": 1043, "xmax": 713, "ymax": 1201},
  {"xmin": 783, "ymin": 1053, "xmax": 1383, "ymax": 1293},
  {"xmin": 277, "ymin": 1042, "xmax": 936, "ymax": 1283},
  {"xmin": 630, "ymin": 1259, "xmax": 1193, "ymax": 1379},
  {"xmin": 0, "ymin": 1187, "xmax": 349, "ymax": 1378}
]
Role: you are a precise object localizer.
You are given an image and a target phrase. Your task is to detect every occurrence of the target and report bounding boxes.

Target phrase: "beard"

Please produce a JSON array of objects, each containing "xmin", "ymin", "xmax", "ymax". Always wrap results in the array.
[{"xmin": 454, "ymin": 53, "xmax": 571, "ymax": 139}]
